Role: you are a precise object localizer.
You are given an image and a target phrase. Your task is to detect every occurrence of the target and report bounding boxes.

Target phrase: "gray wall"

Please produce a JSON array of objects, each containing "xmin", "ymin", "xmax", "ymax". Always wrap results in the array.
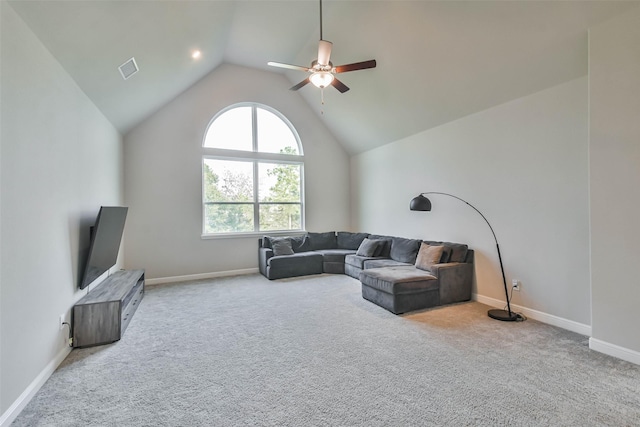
[
  {"xmin": 123, "ymin": 63, "xmax": 350, "ymax": 280},
  {"xmin": 0, "ymin": 3, "xmax": 123, "ymax": 419},
  {"xmin": 351, "ymin": 77, "xmax": 591, "ymax": 329},
  {"xmin": 589, "ymin": 6, "xmax": 640, "ymax": 360}
]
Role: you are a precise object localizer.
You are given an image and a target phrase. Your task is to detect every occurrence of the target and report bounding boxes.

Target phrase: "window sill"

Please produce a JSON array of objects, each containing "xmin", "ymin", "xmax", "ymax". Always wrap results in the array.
[{"xmin": 201, "ymin": 230, "xmax": 306, "ymax": 240}]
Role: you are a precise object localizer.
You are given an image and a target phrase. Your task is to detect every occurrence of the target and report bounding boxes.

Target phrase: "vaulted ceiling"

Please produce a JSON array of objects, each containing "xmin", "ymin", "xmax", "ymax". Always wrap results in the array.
[{"xmin": 8, "ymin": 0, "xmax": 639, "ymax": 154}]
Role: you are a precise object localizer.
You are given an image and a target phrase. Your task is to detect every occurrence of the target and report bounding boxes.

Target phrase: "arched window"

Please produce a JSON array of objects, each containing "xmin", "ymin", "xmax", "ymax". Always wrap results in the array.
[{"xmin": 202, "ymin": 103, "xmax": 304, "ymax": 236}]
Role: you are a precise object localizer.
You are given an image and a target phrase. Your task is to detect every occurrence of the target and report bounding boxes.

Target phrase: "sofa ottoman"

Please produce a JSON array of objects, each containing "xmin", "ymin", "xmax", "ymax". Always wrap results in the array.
[{"xmin": 360, "ymin": 266, "xmax": 440, "ymax": 314}]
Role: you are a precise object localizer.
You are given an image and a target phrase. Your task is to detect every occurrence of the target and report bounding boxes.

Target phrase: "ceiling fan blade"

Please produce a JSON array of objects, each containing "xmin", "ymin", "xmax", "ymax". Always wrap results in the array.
[
  {"xmin": 268, "ymin": 62, "xmax": 309, "ymax": 72},
  {"xmin": 331, "ymin": 77, "xmax": 350, "ymax": 93},
  {"xmin": 290, "ymin": 78, "xmax": 311, "ymax": 91},
  {"xmin": 334, "ymin": 59, "xmax": 377, "ymax": 73},
  {"xmin": 317, "ymin": 40, "xmax": 333, "ymax": 66}
]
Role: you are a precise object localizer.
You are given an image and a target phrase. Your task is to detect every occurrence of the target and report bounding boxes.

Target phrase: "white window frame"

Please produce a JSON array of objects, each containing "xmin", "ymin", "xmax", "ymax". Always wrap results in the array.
[{"xmin": 201, "ymin": 103, "xmax": 305, "ymax": 238}]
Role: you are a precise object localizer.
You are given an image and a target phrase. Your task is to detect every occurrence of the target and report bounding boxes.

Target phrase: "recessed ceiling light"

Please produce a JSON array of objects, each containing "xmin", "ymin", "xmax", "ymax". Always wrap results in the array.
[{"xmin": 192, "ymin": 50, "xmax": 201, "ymax": 59}]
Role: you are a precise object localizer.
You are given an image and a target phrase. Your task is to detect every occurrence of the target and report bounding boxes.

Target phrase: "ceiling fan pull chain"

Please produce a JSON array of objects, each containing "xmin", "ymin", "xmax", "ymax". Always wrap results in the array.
[{"xmin": 321, "ymin": 88, "xmax": 325, "ymax": 115}]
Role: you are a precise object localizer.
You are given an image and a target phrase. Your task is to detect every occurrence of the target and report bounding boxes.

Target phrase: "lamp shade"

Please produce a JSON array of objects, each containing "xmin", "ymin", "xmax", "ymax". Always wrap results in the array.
[
  {"xmin": 309, "ymin": 71, "xmax": 334, "ymax": 88},
  {"xmin": 409, "ymin": 194, "xmax": 432, "ymax": 211}
]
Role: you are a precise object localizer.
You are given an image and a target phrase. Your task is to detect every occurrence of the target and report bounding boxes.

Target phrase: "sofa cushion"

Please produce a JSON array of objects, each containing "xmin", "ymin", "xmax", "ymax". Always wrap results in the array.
[
  {"xmin": 389, "ymin": 237, "xmax": 422, "ymax": 264},
  {"xmin": 364, "ymin": 259, "xmax": 412, "ymax": 269},
  {"xmin": 337, "ymin": 232, "xmax": 370, "ymax": 250},
  {"xmin": 267, "ymin": 251, "xmax": 323, "ymax": 268},
  {"xmin": 262, "ymin": 236, "xmax": 274, "ymax": 249},
  {"xmin": 263, "ymin": 235, "xmax": 308, "ymax": 253},
  {"xmin": 292, "ymin": 235, "xmax": 309, "ymax": 253},
  {"xmin": 445, "ymin": 242, "xmax": 468, "ymax": 263},
  {"xmin": 314, "ymin": 249, "xmax": 356, "ymax": 263},
  {"xmin": 439, "ymin": 246, "xmax": 452, "ymax": 263},
  {"xmin": 356, "ymin": 238, "xmax": 379, "ymax": 257},
  {"xmin": 374, "ymin": 240, "xmax": 391, "ymax": 257},
  {"xmin": 271, "ymin": 238, "xmax": 294, "ymax": 256},
  {"xmin": 266, "ymin": 251, "xmax": 324, "ymax": 279},
  {"xmin": 345, "ymin": 254, "xmax": 383, "ymax": 269},
  {"xmin": 369, "ymin": 235, "xmax": 393, "ymax": 257},
  {"xmin": 307, "ymin": 232, "xmax": 337, "ymax": 250},
  {"xmin": 415, "ymin": 243, "xmax": 444, "ymax": 272},
  {"xmin": 359, "ymin": 266, "xmax": 438, "ymax": 294}
]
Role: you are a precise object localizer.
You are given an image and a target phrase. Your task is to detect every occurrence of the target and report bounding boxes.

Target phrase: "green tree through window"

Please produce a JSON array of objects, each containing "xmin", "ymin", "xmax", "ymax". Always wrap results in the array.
[{"xmin": 202, "ymin": 104, "xmax": 304, "ymax": 235}]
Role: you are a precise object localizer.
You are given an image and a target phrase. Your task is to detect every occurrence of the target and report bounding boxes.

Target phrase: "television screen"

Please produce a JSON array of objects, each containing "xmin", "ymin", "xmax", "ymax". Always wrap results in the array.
[{"xmin": 80, "ymin": 206, "xmax": 128, "ymax": 289}]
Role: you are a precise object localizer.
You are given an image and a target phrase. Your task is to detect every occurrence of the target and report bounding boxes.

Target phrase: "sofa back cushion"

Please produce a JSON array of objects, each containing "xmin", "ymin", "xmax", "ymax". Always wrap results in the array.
[
  {"xmin": 307, "ymin": 232, "xmax": 337, "ymax": 250},
  {"xmin": 263, "ymin": 235, "xmax": 308, "ymax": 253},
  {"xmin": 369, "ymin": 235, "xmax": 393, "ymax": 258},
  {"xmin": 337, "ymin": 232, "xmax": 370, "ymax": 250},
  {"xmin": 389, "ymin": 237, "xmax": 422, "ymax": 263},
  {"xmin": 444, "ymin": 242, "xmax": 468, "ymax": 263},
  {"xmin": 424, "ymin": 240, "xmax": 468, "ymax": 263}
]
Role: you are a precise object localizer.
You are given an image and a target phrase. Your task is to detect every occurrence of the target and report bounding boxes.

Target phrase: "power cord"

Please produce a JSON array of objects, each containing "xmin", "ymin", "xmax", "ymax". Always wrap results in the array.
[{"xmin": 504, "ymin": 283, "xmax": 527, "ymax": 321}]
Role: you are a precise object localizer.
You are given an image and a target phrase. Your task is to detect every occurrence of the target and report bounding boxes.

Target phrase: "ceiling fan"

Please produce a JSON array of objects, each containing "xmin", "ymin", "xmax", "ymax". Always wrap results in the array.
[{"xmin": 267, "ymin": 0, "xmax": 376, "ymax": 93}]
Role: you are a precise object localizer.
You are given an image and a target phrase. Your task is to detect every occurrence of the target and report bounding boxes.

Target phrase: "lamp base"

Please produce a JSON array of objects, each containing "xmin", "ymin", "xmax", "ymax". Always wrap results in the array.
[{"xmin": 488, "ymin": 309, "xmax": 519, "ymax": 321}]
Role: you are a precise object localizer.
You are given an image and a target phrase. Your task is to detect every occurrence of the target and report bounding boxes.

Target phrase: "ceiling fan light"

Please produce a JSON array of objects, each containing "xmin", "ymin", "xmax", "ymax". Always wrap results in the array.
[{"xmin": 309, "ymin": 72, "xmax": 334, "ymax": 88}]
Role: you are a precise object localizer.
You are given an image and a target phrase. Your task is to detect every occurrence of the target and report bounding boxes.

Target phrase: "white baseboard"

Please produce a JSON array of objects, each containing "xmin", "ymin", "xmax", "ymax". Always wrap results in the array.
[
  {"xmin": 589, "ymin": 338, "xmax": 640, "ymax": 365},
  {"xmin": 145, "ymin": 268, "xmax": 259, "ymax": 286},
  {"xmin": 0, "ymin": 345, "xmax": 72, "ymax": 427},
  {"xmin": 473, "ymin": 293, "xmax": 592, "ymax": 336}
]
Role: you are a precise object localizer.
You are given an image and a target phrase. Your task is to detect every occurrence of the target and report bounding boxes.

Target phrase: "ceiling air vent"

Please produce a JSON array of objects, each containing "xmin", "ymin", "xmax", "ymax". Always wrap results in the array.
[{"xmin": 118, "ymin": 57, "xmax": 139, "ymax": 80}]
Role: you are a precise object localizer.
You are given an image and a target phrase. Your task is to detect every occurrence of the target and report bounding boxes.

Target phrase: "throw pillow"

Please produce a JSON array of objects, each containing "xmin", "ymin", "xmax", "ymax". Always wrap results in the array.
[
  {"xmin": 356, "ymin": 238, "xmax": 380, "ymax": 257},
  {"xmin": 271, "ymin": 238, "xmax": 294, "ymax": 256},
  {"xmin": 447, "ymin": 243, "xmax": 469, "ymax": 263},
  {"xmin": 415, "ymin": 243, "xmax": 444, "ymax": 272},
  {"xmin": 263, "ymin": 235, "xmax": 307, "ymax": 252}
]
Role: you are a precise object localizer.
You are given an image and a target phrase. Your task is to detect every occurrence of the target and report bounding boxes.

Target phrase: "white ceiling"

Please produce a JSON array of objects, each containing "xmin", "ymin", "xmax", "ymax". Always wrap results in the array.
[{"xmin": 7, "ymin": 0, "xmax": 639, "ymax": 154}]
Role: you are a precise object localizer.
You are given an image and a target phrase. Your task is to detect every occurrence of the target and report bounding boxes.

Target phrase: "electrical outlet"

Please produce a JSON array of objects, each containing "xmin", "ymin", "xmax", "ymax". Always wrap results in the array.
[
  {"xmin": 59, "ymin": 313, "xmax": 66, "ymax": 330},
  {"xmin": 512, "ymin": 279, "xmax": 521, "ymax": 291}
]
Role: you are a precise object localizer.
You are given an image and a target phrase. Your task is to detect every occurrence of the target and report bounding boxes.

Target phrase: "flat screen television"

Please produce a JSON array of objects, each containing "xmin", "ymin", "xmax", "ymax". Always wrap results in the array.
[{"xmin": 80, "ymin": 206, "xmax": 128, "ymax": 289}]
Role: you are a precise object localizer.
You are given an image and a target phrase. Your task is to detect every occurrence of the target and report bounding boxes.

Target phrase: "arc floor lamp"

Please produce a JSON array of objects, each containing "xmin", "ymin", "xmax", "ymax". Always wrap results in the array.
[{"xmin": 409, "ymin": 192, "xmax": 519, "ymax": 321}]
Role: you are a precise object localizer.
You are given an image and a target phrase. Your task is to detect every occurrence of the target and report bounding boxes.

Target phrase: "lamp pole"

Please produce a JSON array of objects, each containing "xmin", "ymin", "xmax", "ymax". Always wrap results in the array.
[{"xmin": 411, "ymin": 192, "xmax": 519, "ymax": 321}]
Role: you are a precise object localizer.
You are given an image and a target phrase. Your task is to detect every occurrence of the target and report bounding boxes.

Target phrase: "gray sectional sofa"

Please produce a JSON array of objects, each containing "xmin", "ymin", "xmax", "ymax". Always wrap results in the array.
[{"xmin": 258, "ymin": 232, "xmax": 474, "ymax": 314}]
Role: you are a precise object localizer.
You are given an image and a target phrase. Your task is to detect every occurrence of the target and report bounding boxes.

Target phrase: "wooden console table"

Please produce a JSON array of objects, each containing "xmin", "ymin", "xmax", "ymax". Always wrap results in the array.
[{"xmin": 73, "ymin": 269, "xmax": 145, "ymax": 348}]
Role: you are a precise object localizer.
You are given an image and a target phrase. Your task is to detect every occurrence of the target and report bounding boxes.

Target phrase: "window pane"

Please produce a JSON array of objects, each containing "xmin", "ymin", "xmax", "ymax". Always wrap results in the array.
[
  {"xmin": 258, "ymin": 163, "xmax": 301, "ymax": 203},
  {"xmin": 259, "ymin": 204, "xmax": 301, "ymax": 231},
  {"xmin": 204, "ymin": 204, "xmax": 254, "ymax": 234},
  {"xmin": 202, "ymin": 103, "xmax": 304, "ymax": 235},
  {"xmin": 204, "ymin": 159, "xmax": 253, "ymax": 202},
  {"xmin": 204, "ymin": 106, "xmax": 252, "ymax": 151},
  {"xmin": 256, "ymin": 108, "xmax": 299, "ymax": 155}
]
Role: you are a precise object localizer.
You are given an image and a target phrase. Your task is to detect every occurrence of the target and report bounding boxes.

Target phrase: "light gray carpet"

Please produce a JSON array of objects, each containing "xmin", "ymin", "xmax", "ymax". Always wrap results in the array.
[{"xmin": 13, "ymin": 274, "xmax": 640, "ymax": 426}]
